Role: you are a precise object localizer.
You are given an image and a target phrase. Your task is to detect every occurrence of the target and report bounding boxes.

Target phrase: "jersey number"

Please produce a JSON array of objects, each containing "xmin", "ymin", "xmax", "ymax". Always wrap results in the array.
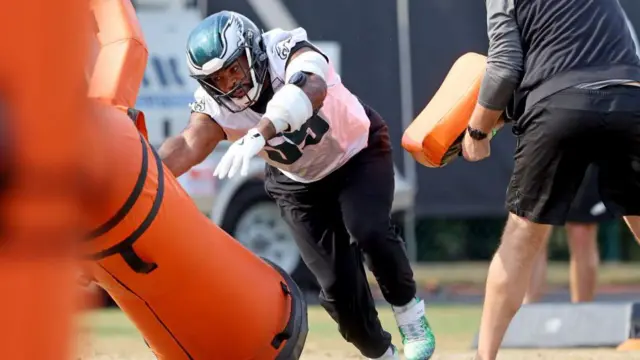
[{"xmin": 264, "ymin": 115, "xmax": 330, "ymax": 165}]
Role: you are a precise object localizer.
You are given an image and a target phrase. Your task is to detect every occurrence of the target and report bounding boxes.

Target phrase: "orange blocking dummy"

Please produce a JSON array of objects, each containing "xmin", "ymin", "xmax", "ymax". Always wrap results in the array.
[
  {"xmin": 82, "ymin": 104, "xmax": 308, "ymax": 360},
  {"xmin": 81, "ymin": 1, "xmax": 308, "ymax": 359},
  {"xmin": 0, "ymin": 0, "xmax": 93, "ymax": 359},
  {"xmin": 402, "ymin": 52, "xmax": 502, "ymax": 168}
]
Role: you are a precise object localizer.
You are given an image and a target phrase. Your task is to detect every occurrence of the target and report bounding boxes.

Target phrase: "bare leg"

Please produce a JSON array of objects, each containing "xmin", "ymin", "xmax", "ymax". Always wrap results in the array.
[
  {"xmin": 475, "ymin": 213, "xmax": 552, "ymax": 360},
  {"xmin": 565, "ymin": 222, "xmax": 599, "ymax": 302},
  {"xmin": 623, "ymin": 216, "xmax": 640, "ymax": 245},
  {"xmin": 522, "ymin": 235, "xmax": 549, "ymax": 304}
]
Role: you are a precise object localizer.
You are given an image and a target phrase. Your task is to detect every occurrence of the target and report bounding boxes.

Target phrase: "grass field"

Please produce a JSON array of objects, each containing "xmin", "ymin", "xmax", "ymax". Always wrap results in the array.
[
  {"xmin": 383, "ymin": 262, "xmax": 640, "ymax": 287},
  {"xmin": 78, "ymin": 304, "xmax": 640, "ymax": 360}
]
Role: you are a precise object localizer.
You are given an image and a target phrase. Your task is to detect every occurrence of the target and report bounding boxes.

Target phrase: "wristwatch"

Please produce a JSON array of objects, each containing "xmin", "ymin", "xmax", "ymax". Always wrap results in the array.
[{"xmin": 467, "ymin": 126, "xmax": 489, "ymax": 140}]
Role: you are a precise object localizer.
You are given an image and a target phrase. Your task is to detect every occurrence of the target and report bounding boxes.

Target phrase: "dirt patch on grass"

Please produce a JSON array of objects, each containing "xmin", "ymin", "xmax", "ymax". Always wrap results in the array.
[
  {"xmin": 78, "ymin": 306, "xmax": 640, "ymax": 359},
  {"xmin": 79, "ymin": 335, "xmax": 640, "ymax": 360}
]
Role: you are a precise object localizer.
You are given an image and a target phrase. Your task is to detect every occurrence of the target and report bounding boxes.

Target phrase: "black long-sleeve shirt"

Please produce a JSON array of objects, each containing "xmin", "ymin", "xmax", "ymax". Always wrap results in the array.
[
  {"xmin": 480, "ymin": 0, "xmax": 523, "ymax": 111},
  {"xmin": 480, "ymin": 0, "xmax": 640, "ymax": 112}
]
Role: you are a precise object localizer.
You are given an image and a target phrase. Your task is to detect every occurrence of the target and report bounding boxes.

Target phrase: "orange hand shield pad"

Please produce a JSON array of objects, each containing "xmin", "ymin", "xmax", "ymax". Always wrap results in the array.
[{"xmin": 402, "ymin": 52, "xmax": 487, "ymax": 167}]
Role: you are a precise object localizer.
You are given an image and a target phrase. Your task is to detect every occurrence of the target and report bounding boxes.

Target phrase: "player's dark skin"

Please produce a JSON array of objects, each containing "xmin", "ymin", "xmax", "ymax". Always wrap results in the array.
[{"xmin": 158, "ymin": 48, "xmax": 327, "ymax": 177}]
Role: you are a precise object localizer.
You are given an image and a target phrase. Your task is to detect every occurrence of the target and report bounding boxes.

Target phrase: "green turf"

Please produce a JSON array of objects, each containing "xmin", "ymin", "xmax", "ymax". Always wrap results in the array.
[
  {"xmin": 303, "ymin": 304, "xmax": 481, "ymax": 351},
  {"xmin": 83, "ymin": 304, "xmax": 482, "ymax": 352},
  {"xmin": 374, "ymin": 262, "xmax": 640, "ymax": 287},
  {"xmin": 81, "ymin": 305, "xmax": 640, "ymax": 359}
]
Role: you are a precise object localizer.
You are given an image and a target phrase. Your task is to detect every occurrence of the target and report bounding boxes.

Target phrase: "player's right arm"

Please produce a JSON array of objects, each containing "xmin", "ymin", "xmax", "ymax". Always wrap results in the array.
[{"xmin": 158, "ymin": 112, "xmax": 225, "ymax": 177}]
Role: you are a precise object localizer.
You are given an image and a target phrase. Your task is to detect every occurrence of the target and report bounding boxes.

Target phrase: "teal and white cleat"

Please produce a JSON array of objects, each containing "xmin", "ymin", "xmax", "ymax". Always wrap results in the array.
[{"xmin": 392, "ymin": 297, "xmax": 436, "ymax": 360}]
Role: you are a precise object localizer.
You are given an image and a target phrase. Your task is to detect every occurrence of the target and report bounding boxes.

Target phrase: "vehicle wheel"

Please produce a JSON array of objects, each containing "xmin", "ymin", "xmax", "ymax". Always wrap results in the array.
[{"xmin": 220, "ymin": 183, "xmax": 319, "ymax": 291}]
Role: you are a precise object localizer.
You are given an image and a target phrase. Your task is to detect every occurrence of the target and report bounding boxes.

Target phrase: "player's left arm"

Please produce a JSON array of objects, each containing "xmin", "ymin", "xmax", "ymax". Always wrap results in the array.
[
  {"xmin": 256, "ymin": 45, "xmax": 329, "ymax": 140},
  {"xmin": 469, "ymin": 0, "xmax": 523, "ymax": 134}
]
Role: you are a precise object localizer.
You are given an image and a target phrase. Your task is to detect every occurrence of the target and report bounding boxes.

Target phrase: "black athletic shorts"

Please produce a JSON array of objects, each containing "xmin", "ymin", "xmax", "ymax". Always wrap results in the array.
[
  {"xmin": 506, "ymin": 85, "xmax": 640, "ymax": 225},
  {"xmin": 565, "ymin": 164, "xmax": 615, "ymax": 224}
]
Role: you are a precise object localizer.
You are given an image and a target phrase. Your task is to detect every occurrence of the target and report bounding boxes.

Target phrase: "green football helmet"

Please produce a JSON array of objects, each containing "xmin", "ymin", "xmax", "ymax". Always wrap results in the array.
[{"xmin": 186, "ymin": 11, "xmax": 269, "ymax": 112}]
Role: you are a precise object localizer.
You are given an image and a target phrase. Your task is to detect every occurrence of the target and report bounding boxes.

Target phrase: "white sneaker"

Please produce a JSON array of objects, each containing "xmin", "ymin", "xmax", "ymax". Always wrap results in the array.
[
  {"xmin": 367, "ymin": 344, "xmax": 399, "ymax": 360},
  {"xmin": 392, "ymin": 297, "xmax": 436, "ymax": 360}
]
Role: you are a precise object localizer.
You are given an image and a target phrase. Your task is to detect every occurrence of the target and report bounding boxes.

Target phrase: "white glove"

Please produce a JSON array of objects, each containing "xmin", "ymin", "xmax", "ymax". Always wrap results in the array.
[{"xmin": 213, "ymin": 128, "xmax": 266, "ymax": 179}]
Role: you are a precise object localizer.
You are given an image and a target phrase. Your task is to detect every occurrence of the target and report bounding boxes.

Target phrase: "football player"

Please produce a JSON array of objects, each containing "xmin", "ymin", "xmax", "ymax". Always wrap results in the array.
[{"xmin": 158, "ymin": 10, "xmax": 435, "ymax": 360}]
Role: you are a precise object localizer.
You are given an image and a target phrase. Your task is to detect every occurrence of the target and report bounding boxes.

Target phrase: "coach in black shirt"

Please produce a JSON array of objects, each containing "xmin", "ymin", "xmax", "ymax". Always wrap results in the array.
[{"xmin": 460, "ymin": 0, "xmax": 640, "ymax": 359}]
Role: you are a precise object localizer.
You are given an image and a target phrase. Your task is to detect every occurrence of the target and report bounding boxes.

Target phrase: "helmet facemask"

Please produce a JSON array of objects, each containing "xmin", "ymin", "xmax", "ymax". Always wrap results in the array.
[
  {"xmin": 199, "ymin": 44, "xmax": 268, "ymax": 112},
  {"xmin": 187, "ymin": 14, "xmax": 269, "ymax": 113}
]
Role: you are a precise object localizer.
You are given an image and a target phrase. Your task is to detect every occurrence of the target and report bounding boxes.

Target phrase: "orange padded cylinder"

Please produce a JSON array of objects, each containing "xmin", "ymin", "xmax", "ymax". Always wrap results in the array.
[
  {"xmin": 88, "ymin": 0, "xmax": 148, "ymax": 109},
  {"xmin": 0, "ymin": 0, "xmax": 93, "ymax": 359},
  {"xmin": 81, "ymin": 103, "xmax": 307, "ymax": 360}
]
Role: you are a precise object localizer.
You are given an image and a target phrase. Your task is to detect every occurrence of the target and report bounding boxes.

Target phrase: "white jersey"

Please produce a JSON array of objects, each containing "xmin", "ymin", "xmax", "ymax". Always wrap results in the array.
[{"xmin": 190, "ymin": 27, "xmax": 371, "ymax": 183}]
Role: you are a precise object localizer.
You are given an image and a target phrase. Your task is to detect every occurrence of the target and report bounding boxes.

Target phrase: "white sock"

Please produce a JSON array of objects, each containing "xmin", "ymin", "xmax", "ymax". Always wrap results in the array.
[
  {"xmin": 392, "ymin": 297, "xmax": 418, "ymax": 313},
  {"xmin": 372, "ymin": 345, "xmax": 395, "ymax": 359},
  {"xmin": 383, "ymin": 345, "xmax": 395, "ymax": 356}
]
